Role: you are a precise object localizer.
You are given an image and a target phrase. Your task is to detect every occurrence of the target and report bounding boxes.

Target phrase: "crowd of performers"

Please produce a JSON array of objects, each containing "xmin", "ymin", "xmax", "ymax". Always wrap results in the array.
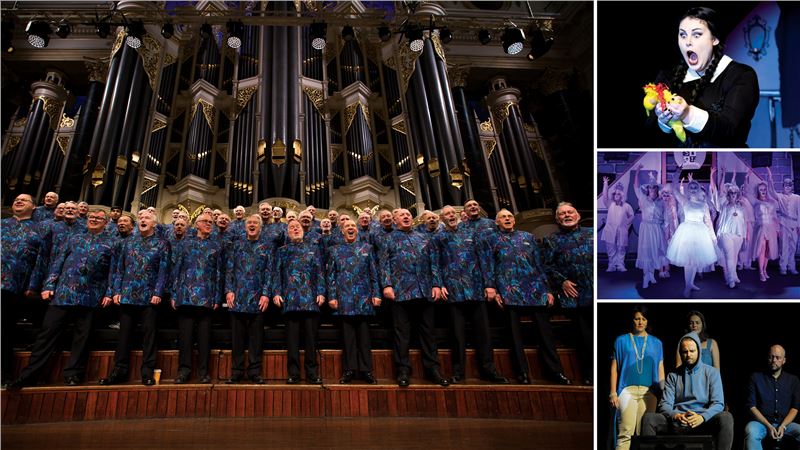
[
  {"xmin": 601, "ymin": 165, "xmax": 800, "ymax": 297},
  {"xmin": 2, "ymin": 193, "xmax": 593, "ymax": 389}
]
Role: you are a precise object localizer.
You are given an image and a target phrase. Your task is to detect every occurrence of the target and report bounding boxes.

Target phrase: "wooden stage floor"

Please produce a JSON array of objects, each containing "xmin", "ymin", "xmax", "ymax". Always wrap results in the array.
[{"xmin": 1, "ymin": 417, "xmax": 592, "ymax": 450}]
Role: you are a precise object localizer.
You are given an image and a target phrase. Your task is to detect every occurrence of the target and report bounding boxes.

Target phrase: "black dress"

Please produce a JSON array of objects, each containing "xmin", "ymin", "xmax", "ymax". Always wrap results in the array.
[{"xmin": 647, "ymin": 61, "xmax": 759, "ymax": 148}]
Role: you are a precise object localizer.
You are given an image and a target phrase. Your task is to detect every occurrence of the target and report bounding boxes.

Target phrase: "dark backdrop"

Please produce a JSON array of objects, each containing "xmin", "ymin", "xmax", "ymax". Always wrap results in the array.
[
  {"xmin": 597, "ymin": 302, "xmax": 800, "ymax": 449},
  {"xmin": 597, "ymin": 1, "xmax": 759, "ymax": 148}
]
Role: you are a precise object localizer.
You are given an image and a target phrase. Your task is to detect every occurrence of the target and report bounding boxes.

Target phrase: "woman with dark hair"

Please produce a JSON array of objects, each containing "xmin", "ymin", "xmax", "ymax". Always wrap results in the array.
[
  {"xmin": 610, "ymin": 306, "xmax": 665, "ymax": 450},
  {"xmin": 648, "ymin": 6, "xmax": 759, "ymax": 147},
  {"xmin": 675, "ymin": 310, "xmax": 720, "ymax": 371}
]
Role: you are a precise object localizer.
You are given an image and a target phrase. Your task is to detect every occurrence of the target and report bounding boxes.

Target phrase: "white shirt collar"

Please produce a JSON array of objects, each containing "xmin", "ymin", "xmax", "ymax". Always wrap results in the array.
[{"xmin": 684, "ymin": 54, "xmax": 733, "ymax": 84}]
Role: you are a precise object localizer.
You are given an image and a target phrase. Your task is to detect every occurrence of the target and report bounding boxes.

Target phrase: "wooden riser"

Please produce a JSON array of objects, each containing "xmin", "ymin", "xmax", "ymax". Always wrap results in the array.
[
  {"xmin": 9, "ymin": 348, "xmax": 587, "ymax": 385},
  {"xmin": 1, "ymin": 383, "xmax": 592, "ymax": 424}
]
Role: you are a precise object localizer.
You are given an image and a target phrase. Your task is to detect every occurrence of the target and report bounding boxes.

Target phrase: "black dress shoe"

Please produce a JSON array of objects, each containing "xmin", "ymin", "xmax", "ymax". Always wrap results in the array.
[
  {"xmin": 6, "ymin": 376, "xmax": 35, "ymax": 391},
  {"xmin": 250, "ymin": 375, "xmax": 266, "ymax": 385},
  {"xmin": 64, "ymin": 376, "xmax": 80, "ymax": 386},
  {"xmin": 481, "ymin": 371, "xmax": 510, "ymax": 384},
  {"xmin": 397, "ymin": 373, "xmax": 410, "ymax": 387},
  {"xmin": 174, "ymin": 373, "xmax": 189, "ymax": 384},
  {"xmin": 199, "ymin": 374, "xmax": 212, "ymax": 384},
  {"xmin": 339, "ymin": 370, "xmax": 354, "ymax": 384},
  {"xmin": 226, "ymin": 374, "xmax": 243, "ymax": 384},
  {"xmin": 427, "ymin": 371, "xmax": 450, "ymax": 387},
  {"xmin": 307, "ymin": 376, "xmax": 323, "ymax": 385},
  {"xmin": 552, "ymin": 372, "xmax": 572, "ymax": 385},
  {"xmin": 286, "ymin": 375, "xmax": 301, "ymax": 384},
  {"xmin": 362, "ymin": 372, "xmax": 377, "ymax": 384},
  {"xmin": 517, "ymin": 372, "xmax": 531, "ymax": 385},
  {"xmin": 142, "ymin": 377, "xmax": 155, "ymax": 386},
  {"xmin": 450, "ymin": 374, "xmax": 464, "ymax": 384},
  {"xmin": 99, "ymin": 371, "xmax": 126, "ymax": 386}
]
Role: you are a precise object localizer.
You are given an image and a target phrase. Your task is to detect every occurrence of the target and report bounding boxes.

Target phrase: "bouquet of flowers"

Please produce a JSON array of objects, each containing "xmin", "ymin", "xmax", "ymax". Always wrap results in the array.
[{"xmin": 643, "ymin": 82, "xmax": 686, "ymax": 142}]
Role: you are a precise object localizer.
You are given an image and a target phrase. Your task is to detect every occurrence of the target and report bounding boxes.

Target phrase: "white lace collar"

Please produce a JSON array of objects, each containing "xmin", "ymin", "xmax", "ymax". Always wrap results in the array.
[{"xmin": 684, "ymin": 54, "xmax": 733, "ymax": 84}]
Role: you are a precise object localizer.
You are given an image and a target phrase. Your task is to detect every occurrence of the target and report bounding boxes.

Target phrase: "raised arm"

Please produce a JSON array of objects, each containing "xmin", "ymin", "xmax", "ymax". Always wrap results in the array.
[
  {"xmin": 671, "ymin": 171, "xmax": 688, "ymax": 205},
  {"xmin": 633, "ymin": 165, "xmax": 646, "ymax": 204},
  {"xmin": 709, "ymin": 167, "xmax": 720, "ymax": 212},
  {"xmin": 602, "ymin": 176, "xmax": 611, "ymax": 207}
]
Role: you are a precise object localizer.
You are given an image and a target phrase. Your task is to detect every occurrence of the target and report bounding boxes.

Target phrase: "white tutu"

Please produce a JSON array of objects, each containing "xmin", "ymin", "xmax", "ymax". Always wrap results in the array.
[{"xmin": 666, "ymin": 221, "xmax": 718, "ymax": 268}]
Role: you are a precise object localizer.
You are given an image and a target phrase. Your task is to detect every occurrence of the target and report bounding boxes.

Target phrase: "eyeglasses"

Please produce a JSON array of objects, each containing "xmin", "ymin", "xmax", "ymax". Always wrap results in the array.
[{"xmin": 87, "ymin": 215, "xmax": 107, "ymax": 221}]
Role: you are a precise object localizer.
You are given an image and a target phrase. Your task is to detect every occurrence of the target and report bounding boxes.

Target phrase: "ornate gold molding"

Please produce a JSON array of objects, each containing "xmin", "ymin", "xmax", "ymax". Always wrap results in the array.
[
  {"xmin": 479, "ymin": 120, "xmax": 493, "ymax": 133},
  {"xmin": 138, "ymin": 34, "xmax": 163, "ymax": 91},
  {"xmin": 163, "ymin": 53, "xmax": 177, "ymax": 67},
  {"xmin": 483, "ymin": 139, "xmax": 497, "ymax": 159},
  {"xmin": 5, "ymin": 135, "xmax": 21, "ymax": 155},
  {"xmin": 60, "ymin": 113, "xmax": 75, "ymax": 129},
  {"xmin": 13, "ymin": 117, "xmax": 27, "ymax": 128},
  {"xmin": 330, "ymin": 143, "xmax": 344, "ymax": 160},
  {"xmin": 491, "ymin": 101, "xmax": 515, "ymax": 134},
  {"xmin": 392, "ymin": 119, "xmax": 407, "ymax": 135},
  {"xmin": 191, "ymin": 99, "xmax": 216, "ymax": 133},
  {"xmin": 38, "ymin": 96, "xmax": 65, "ymax": 131},
  {"xmin": 110, "ymin": 28, "xmax": 125, "ymax": 60},
  {"xmin": 57, "ymin": 135, "xmax": 71, "ymax": 155},
  {"xmin": 448, "ymin": 65, "xmax": 469, "ymax": 89},
  {"xmin": 230, "ymin": 85, "xmax": 258, "ymax": 120},
  {"xmin": 431, "ymin": 33, "xmax": 446, "ymax": 64},
  {"xmin": 152, "ymin": 118, "xmax": 167, "ymax": 133},
  {"xmin": 400, "ymin": 179, "xmax": 415, "ymax": 195},
  {"xmin": 344, "ymin": 102, "xmax": 359, "ymax": 133},
  {"xmin": 302, "ymin": 86, "xmax": 324, "ymax": 116},
  {"xmin": 86, "ymin": 60, "xmax": 108, "ymax": 83},
  {"xmin": 272, "ymin": 138, "xmax": 286, "ymax": 166},
  {"xmin": 395, "ymin": 44, "xmax": 423, "ymax": 94},
  {"xmin": 141, "ymin": 177, "xmax": 158, "ymax": 194}
]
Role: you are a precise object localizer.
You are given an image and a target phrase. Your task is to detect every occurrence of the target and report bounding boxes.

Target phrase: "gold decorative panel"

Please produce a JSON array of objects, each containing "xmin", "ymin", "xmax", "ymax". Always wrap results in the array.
[
  {"xmin": 57, "ymin": 135, "xmax": 71, "ymax": 155},
  {"xmin": 491, "ymin": 101, "xmax": 515, "ymax": 134},
  {"xmin": 479, "ymin": 120, "xmax": 493, "ymax": 133},
  {"xmin": 110, "ymin": 28, "xmax": 125, "ymax": 60},
  {"xmin": 192, "ymin": 99, "xmax": 216, "ymax": 133},
  {"xmin": 391, "ymin": 120, "xmax": 406, "ymax": 135},
  {"xmin": 5, "ymin": 135, "xmax": 21, "ymax": 155},
  {"xmin": 138, "ymin": 34, "xmax": 163, "ymax": 91},
  {"xmin": 38, "ymin": 96, "xmax": 65, "ymax": 131},
  {"xmin": 431, "ymin": 33, "xmax": 446, "ymax": 64},
  {"xmin": 400, "ymin": 180, "xmax": 415, "ymax": 195},
  {"xmin": 395, "ymin": 44, "xmax": 423, "ymax": 93},
  {"xmin": 59, "ymin": 114, "xmax": 75, "ymax": 129},
  {"xmin": 152, "ymin": 118, "xmax": 167, "ymax": 133},
  {"xmin": 302, "ymin": 86, "xmax": 324, "ymax": 115},
  {"xmin": 483, "ymin": 139, "xmax": 497, "ymax": 159},
  {"xmin": 13, "ymin": 117, "xmax": 27, "ymax": 128},
  {"xmin": 229, "ymin": 85, "xmax": 258, "ymax": 120}
]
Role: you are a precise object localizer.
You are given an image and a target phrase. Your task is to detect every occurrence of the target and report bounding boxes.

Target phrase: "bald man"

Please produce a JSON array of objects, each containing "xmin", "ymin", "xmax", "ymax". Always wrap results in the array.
[{"xmin": 745, "ymin": 344, "xmax": 800, "ymax": 450}]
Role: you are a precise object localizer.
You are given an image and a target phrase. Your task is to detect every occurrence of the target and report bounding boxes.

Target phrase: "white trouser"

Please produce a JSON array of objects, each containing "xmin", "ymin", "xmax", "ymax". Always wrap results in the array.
[
  {"xmin": 608, "ymin": 245, "xmax": 627, "ymax": 269},
  {"xmin": 779, "ymin": 225, "xmax": 798, "ymax": 271},
  {"xmin": 616, "ymin": 385, "xmax": 657, "ymax": 450},
  {"xmin": 719, "ymin": 234, "xmax": 744, "ymax": 283}
]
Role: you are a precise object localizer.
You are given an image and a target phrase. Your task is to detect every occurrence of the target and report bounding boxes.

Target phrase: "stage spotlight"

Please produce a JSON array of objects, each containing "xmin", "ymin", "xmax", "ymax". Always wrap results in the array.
[
  {"xmin": 438, "ymin": 26, "xmax": 452, "ymax": 44},
  {"xmin": 341, "ymin": 25, "xmax": 355, "ymax": 41},
  {"xmin": 406, "ymin": 25, "xmax": 423, "ymax": 52},
  {"xmin": 478, "ymin": 29, "xmax": 491, "ymax": 45},
  {"xmin": 2, "ymin": 22, "xmax": 14, "ymax": 53},
  {"xmin": 501, "ymin": 26, "xmax": 525, "ymax": 55},
  {"xmin": 527, "ymin": 27, "xmax": 553, "ymax": 60},
  {"xmin": 125, "ymin": 20, "xmax": 145, "ymax": 49},
  {"xmin": 55, "ymin": 20, "xmax": 71, "ymax": 39},
  {"xmin": 310, "ymin": 22, "xmax": 326, "ymax": 50},
  {"xmin": 26, "ymin": 20, "xmax": 51, "ymax": 48},
  {"xmin": 199, "ymin": 23, "xmax": 212, "ymax": 40},
  {"xmin": 96, "ymin": 21, "xmax": 110, "ymax": 38},
  {"xmin": 161, "ymin": 22, "xmax": 174, "ymax": 39},
  {"xmin": 227, "ymin": 20, "xmax": 244, "ymax": 48},
  {"xmin": 378, "ymin": 25, "xmax": 391, "ymax": 42}
]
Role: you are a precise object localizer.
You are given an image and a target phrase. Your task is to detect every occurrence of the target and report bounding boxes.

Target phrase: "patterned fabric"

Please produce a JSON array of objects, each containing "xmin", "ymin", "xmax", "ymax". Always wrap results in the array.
[
  {"xmin": 459, "ymin": 217, "xmax": 496, "ymax": 240},
  {"xmin": 273, "ymin": 241, "xmax": 325, "ymax": 313},
  {"xmin": 31, "ymin": 205, "xmax": 55, "ymax": 223},
  {"xmin": 111, "ymin": 233, "xmax": 170, "ymax": 306},
  {"xmin": 327, "ymin": 241, "xmax": 379, "ymax": 316},
  {"xmin": 42, "ymin": 220, "xmax": 86, "ymax": 264},
  {"xmin": 433, "ymin": 226, "xmax": 491, "ymax": 303},
  {"xmin": 166, "ymin": 236, "xmax": 188, "ymax": 298},
  {"xmin": 484, "ymin": 229, "xmax": 549, "ymax": 307},
  {"xmin": 172, "ymin": 235, "xmax": 225, "ymax": 309},
  {"xmin": 225, "ymin": 237, "xmax": 274, "ymax": 314},
  {"xmin": 1, "ymin": 217, "xmax": 46, "ymax": 293},
  {"xmin": 228, "ymin": 219, "xmax": 246, "ymax": 239},
  {"xmin": 44, "ymin": 232, "xmax": 115, "ymax": 307},
  {"xmin": 379, "ymin": 229, "xmax": 441, "ymax": 302},
  {"xmin": 541, "ymin": 226, "xmax": 594, "ymax": 308}
]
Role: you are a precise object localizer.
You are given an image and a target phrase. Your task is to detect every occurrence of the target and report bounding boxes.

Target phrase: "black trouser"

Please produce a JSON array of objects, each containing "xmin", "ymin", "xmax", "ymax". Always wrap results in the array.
[
  {"xmin": 1, "ymin": 290, "xmax": 22, "ymax": 382},
  {"xmin": 641, "ymin": 411, "xmax": 735, "ymax": 450},
  {"xmin": 507, "ymin": 306, "xmax": 563, "ymax": 377},
  {"xmin": 112, "ymin": 304, "xmax": 158, "ymax": 378},
  {"xmin": 284, "ymin": 312, "xmax": 320, "ymax": 378},
  {"xmin": 177, "ymin": 306, "xmax": 213, "ymax": 378},
  {"xmin": 450, "ymin": 300, "xmax": 496, "ymax": 377},
  {"xmin": 230, "ymin": 311, "xmax": 264, "ymax": 378},
  {"xmin": 341, "ymin": 316, "xmax": 373, "ymax": 373},
  {"xmin": 391, "ymin": 298, "xmax": 440, "ymax": 376},
  {"xmin": 569, "ymin": 307, "xmax": 593, "ymax": 381},
  {"xmin": 17, "ymin": 304, "xmax": 95, "ymax": 382}
]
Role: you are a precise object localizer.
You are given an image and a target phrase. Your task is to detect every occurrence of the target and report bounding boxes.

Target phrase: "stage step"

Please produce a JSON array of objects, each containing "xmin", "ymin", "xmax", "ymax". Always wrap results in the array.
[
  {"xmin": 8, "ymin": 348, "xmax": 587, "ymax": 386},
  {"xmin": 1, "ymin": 382, "xmax": 592, "ymax": 424},
  {"xmin": 2, "ymin": 349, "xmax": 591, "ymax": 424}
]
